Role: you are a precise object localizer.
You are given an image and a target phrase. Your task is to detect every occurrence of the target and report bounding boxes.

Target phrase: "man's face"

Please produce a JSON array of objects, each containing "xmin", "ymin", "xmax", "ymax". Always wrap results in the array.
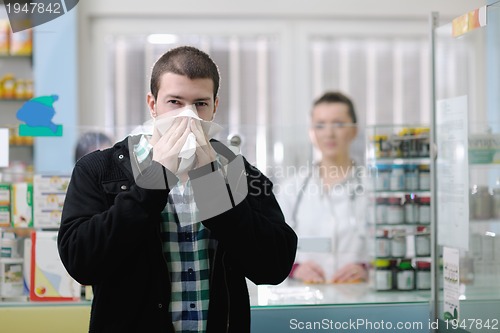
[{"xmin": 147, "ymin": 72, "xmax": 218, "ymax": 121}]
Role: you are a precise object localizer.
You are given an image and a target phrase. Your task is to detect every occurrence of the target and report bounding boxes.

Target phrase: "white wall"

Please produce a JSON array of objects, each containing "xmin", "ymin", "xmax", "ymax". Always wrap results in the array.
[
  {"xmin": 79, "ymin": 0, "xmax": 485, "ymax": 19},
  {"xmin": 76, "ymin": 0, "xmax": 486, "ymax": 130},
  {"xmin": 76, "ymin": 0, "xmax": 485, "ymax": 126}
]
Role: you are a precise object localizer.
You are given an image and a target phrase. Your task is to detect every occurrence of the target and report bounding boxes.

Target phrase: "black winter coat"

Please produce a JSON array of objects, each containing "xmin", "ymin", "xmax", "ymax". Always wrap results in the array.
[{"xmin": 57, "ymin": 136, "xmax": 297, "ymax": 333}]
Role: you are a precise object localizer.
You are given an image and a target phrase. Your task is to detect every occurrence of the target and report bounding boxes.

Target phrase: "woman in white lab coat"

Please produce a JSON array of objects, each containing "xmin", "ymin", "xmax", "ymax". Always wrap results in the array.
[{"xmin": 278, "ymin": 91, "xmax": 368, "ymax": 284}]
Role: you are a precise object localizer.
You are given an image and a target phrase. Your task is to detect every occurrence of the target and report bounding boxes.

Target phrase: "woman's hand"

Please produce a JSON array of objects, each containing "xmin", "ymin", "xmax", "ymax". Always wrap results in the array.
[
  {"xmin": 330, "ymin": 263, "xmax": 367, "ymax": 284},
  {"xmin": 293, "ymin": 261, "xmax": 326, "ymax": 284}
]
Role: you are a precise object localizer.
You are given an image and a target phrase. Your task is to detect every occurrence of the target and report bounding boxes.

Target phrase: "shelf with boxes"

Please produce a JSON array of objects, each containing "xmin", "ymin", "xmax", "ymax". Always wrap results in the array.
[
  {"xmin": 0, "ymin": 15, "xmax": 35, "ymax": 181},
  {"xmin": 366, "ymin": 125, "xmax": 432, "ymax": 293},
  {"xmin": 0, "ymin": 174, "xmax": 76, "ymax": 302}
]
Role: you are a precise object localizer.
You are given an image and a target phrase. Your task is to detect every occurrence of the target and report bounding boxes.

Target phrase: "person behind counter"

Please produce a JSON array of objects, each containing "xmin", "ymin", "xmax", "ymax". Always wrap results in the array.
[
  {"xmin": 58, "ymin": 45, "xmax": 297, "ymax": 333},
  {"xmin": 74, "ymin": 131, "xmax": 113, "ymax": 162},
  {"xmin": 278, "ymin": 91, "xmax": 368, "ymax": 284}
]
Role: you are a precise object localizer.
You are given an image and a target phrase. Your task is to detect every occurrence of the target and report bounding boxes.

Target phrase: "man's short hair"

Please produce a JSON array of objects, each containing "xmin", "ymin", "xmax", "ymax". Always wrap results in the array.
[
  {"xmin": 312, "ymin": 91, "xmax": 357, "ymax": 124},
  {"xmin": 150, "ymin": 46, "xmax": 220, "ymax": 100}
]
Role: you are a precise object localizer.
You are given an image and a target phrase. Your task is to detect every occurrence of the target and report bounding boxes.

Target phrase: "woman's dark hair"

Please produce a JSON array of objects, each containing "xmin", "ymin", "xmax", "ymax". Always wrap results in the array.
[
  {"xmin": 312, "ymin": 91, "xmax": 357, "ymax": 124},
  {"xmin": 75, "ymin": 132, "xmax": 113, "ymax": 162}
]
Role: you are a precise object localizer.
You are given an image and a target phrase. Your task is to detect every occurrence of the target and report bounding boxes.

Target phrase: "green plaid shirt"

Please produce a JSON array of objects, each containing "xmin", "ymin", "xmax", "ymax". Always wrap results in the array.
[{"xmin": 134, "ymin": 135, "xmax": 217, "ymax": 333}]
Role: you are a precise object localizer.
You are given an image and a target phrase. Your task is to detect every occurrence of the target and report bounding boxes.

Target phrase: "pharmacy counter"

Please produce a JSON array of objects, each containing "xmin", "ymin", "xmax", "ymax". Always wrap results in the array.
[
  {"xmin": 249, "ymin": 280, "xmax": 431, "ymax": 332},
  {"xmin": 0, "ymin": 280, "xmax": 433, "ymax": 333}
]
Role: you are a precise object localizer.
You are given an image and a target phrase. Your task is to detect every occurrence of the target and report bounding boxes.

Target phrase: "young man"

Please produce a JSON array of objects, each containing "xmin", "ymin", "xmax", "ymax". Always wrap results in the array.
[{"xmin": 58, "ymin": 46, "xmax": 297, "ymax": 332}]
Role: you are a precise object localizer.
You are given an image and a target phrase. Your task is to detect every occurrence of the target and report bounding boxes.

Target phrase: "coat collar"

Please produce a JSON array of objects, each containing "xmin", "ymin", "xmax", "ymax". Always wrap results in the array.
[{"xmin": 112, "ymin": 135, "xmax": 238, "ymax": 180}]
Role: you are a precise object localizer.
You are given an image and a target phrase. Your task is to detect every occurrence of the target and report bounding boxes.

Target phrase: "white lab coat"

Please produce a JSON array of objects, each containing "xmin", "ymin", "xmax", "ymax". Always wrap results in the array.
[{"xmin": 276, "ymin": 164, "xmax": 368, "ymax": 280}]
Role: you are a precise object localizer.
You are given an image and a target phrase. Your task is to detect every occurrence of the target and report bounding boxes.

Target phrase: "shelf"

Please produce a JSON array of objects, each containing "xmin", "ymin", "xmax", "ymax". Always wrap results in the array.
[
  {"xmin": 371, "ymin": 223, "xmax": 431, "ymax": 228},
  {"xmin": 0, "ymin": 98, "xmax": 31, "ymax": 102},
  {"xmin": 390, "ymin": 134, "xmax": 430, "ymax": 141},
  {"xmin": 373, "ymin": 256, "xmax": 431, "ymax": 260},
  {"xmin": 469, "ymin": 163, "xmax": 500, "ymax": 169},
  {"xmin": 9, "ymin": 144, "xmax": 34, "ymax": 148},
  {"xmin": 367, "ymin": 157, "xmax": 431, "ymax": 165},
  {"xmin": 371, "ymin": 190, "xmax": 431, "ymax": 196},
  {"xmin": 470, "ymin": 218, "xmax": 500, "ymax": 224},
  {"xmin": 0, "ymin": 55, "xmax": 32, "ymax": 60}
]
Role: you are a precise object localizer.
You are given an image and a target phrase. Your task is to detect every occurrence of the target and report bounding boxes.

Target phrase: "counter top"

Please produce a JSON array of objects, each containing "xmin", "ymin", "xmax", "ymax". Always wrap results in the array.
[{"xmin": 248, "ymin": 278, "xmax": 431, "ymax": 307}]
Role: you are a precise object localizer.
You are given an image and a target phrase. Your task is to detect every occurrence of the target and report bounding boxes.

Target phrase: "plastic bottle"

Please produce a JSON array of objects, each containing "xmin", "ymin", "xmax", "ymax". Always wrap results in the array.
[
  {"xmin": 375, "ymin": 164, "xmax": 391, "ymax": 191},
  {"xmin": 404, "ymin": 164, "xmax": 419, "ymax": 191},
  {"xmin": 471, "ymin": 185, "xmax": 492, "ymax": 220},
  {"xmin": 493, "ymin": 185, "xmax": 500, "ymax": 218},
  {"xmin": 416, "ymin": 261, "xmax": 431, "ymax": 290},
  {"xmin": 399, "ymin": 128, "xmax": 411, "ymax": 157},
  {"xmin": 416, "ymin": 127, "xmax": 430, "ymax": 157},
  {"xmin": 376, "ymin": 197, "xmax": 388, "ymax": 224},
  {"xmin": 374, "ymin": 259, "xmax": 392, "ymax": 291},
  {"xmin": 404, "ymin": 194, "xmax": 419, "ymax": 224},
  {"xmin": 418, "ymin": 197, "xmax": 431, "ymax": 224},
  {"xmin": 418, "ymin": 165, "xmax": 430, "ymax": 190},
  {"xmin": 1, "ymin": 74, "xmax": 17, "ymax": 99},
  {"xmin": 390, "ymin": 165, "xmax": 405, "ymax": 191},
  {"xmin": 15, "ymin": 79, "xmax": 26, "ymax": 100},
  {"xmin": 396, "ymin": 259, "xmax": 415, "ymax": 290},
  {"xmin": 391, "ymin": 229, "xmax": 407, "ymax": 258},
  {"xmin": 375, "ymin": 229, "xmax": 391, "ymax": 257},
  {"xmin": 371, "ymin": 135, "xmax": 390, "ymax": 158},
  {"xmin": 387, "ymin": 197, "xmax": 404, "ymax": 224},
  {"xmin": 415, "ymin": 226, "xmax": 431, "ymax": 256}
]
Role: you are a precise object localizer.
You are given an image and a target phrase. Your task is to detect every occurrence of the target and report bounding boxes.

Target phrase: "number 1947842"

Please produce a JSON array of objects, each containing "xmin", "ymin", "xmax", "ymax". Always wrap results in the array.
[
  {"xmin": 445, "ymin": 319, "xmax": 499, "ymax": 331},
  {"xmin": 5, "ymin": 2, "xmax": 62, "ymax": 14}
]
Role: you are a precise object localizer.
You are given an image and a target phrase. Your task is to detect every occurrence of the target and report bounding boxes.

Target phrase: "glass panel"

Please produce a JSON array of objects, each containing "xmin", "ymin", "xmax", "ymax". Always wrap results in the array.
[{"xmin": 434, "ymin": 3, "xmax": 500, "ymax": 331}]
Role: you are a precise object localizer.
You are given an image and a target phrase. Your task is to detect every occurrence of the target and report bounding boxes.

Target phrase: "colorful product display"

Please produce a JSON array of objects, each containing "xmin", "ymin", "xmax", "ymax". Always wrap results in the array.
[
  {"xmin": 0, "ymin": 258, "xmax": 24, "ymax": 298},
  {"xmin": 368, "ymin": 125, "xmax": 432, "ymax": 292},
  {"xmin": 0, "ymin": 184, "xmax": 10, "ymax": 227},
  {"xmin": 33, "ymin": 175, "xmax": 70, "ymax": 228},
  {"xmin": 0, "ymin": 173, "xmax": 78, "ymax": 302},
  {"xmin": 0, "ymin": 74, "xmax": 34, "ymax": 100},
  {"xmin": 10, "ymin": 182, "xmax": 33, "ymax": 228},
  {"xmin": 28, "ymin": 231, "xmax": 80, "ymax": 301},
  {"xmin": 0, "ymin": 175, "xmax": 70, "ymax": 229},
  {"xmin": 9, "ymin": 28, "xmax": 33, "ymax": 56}
]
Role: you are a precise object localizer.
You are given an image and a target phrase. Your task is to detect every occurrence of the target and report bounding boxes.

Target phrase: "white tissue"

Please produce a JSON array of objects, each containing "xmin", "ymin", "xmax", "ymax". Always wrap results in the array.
[
  {"xmin": 152, "ymin": 106, "xmax": 223, "ymax": 174},
  {"xmin": 177, "ymin": 132, "xmax": 197, "ymax": 173}
]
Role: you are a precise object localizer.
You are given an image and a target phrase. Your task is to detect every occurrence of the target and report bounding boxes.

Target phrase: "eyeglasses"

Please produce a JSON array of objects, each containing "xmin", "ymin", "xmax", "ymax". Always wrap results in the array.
[{"xmin": 311, "ymin": 122, "xmax": 357, "ymax": 130}]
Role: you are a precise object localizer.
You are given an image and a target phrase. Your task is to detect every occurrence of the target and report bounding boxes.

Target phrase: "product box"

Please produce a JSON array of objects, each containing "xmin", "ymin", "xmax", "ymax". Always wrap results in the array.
[
  {"xmin": 0, "ymin": 258, "xmax": 24, "ymax": 298},
  {"xmin": 0, "ymin": 206, "xmax": 10, "ymax": 227},
  {"xmin": 9, "ymin": 28, "xmax": 32, "ymax": 56},
  {"xmin": 0, "ymin": 183, "xmax": 10, "ymax": 228},
  {"xmin": 34, "ymin": 175, "xmax": 70, "ymax": 192},
  {"xmin": 0, "ymin": 183, "xmax": 10, "ymax": 205},
  {"xmin": 0, "ymin": 237, "xmax": 20, "ymax": 258},
  {"xmin": 0, "ymin": 20, "xmax": 9, "ymax": 55},
  {"xmin": 469, "ymin": 134, "xmax": 500, "ymax": 164},
  {"xmin": 33, "ymin": 175, "xmax": 70, "ymax": 228},
  {"xmin": 10, "ymin": 182, "xmax": 33, "ymax": 227},
  {"xmin": 23, "ymin": 237, "xmax": 31, "ymax": 295},
  {"xmin": 29, "ymin": 231, "xmax": 80, "ymax": 301}
]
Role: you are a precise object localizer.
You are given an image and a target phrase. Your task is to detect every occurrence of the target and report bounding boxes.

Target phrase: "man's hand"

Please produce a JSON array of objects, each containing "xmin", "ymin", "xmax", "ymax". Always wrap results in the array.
[
  {"xmin": 293, "ymin": 261, "xmax": 326, "ymax": 284},
  {"xmin": 151, "ymin": 117, "xmax": 190, "ymax": 173},
  {"xmin": 190, "ymin": 118, "xmax": 216, "ymax": 169}
]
